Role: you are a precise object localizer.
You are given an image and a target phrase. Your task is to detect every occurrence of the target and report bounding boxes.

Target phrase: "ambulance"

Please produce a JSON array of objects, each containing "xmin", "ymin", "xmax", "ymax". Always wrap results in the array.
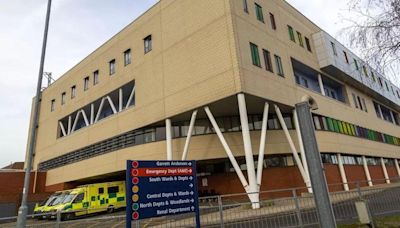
[
  {"xmin": 34, "ymin": 190, "xmax": 71, "ymax": 219},
  {"xmin": 47, "ymin": 181, "xmax": 126, "ymax": 220},
  {"xmin": 33, "ymin": 191, "xmax": 63, "ymax": 219}
]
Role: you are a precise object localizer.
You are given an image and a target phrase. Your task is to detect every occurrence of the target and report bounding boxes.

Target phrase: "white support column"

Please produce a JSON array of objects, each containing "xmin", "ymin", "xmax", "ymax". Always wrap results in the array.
[
  {"xmin": 318, "ymin": 74, "xmax": 326, "ymax": 96},
  {"xmin": 381, "ymin": 158, "xmax": 390, "ymax": 184},
  {"xmin": 119, "ymin": 88, "xmax": 123, "ymax": 112},
  {"xmin": 81, "ymin": 110, "xmax": 90, "ymax": 126},
  {"xmin": 377, "ymin": 104, "xmax": 383, "ymax": 119},
  {"xmin": 71, "ymin": 111, "xmax": 81, "ymax": 133},
  {"xmin": 362, "ymin": 156, "xmax": 373, "ymax": 187},
  {"xmin": 94, "ymin": 97, "xmax": 106, "ymax": 123},
  {"xmin": 204, "ymin": 106, "xmax": 249, "ymax": 190},
  {"xmin": 67, "ymin": 115, "xmax": 72, "ymax": 135},
  {"xmin": 166, "ymin": 118, "xmax": 173, "ymax": 161},
  {"xmin": 395, "ymin": 159, "xmax": 400, "ymax": 177},
  {"xmin": 293, "ymin": 110, "xmax": 312, "ymax": 193},
  {"xmin": 125, "ymin": 86, "xmax": 136, "ymax": 109},
  {"xmin": 237, "ymin": 94, "xmax": 259, "ymax": 208},
  {"xmin": 274, "ymin": 105, "xmax": 308, "ymax": 184},
  {"xmin": 181, "ymin": 110, "xmax": 197, "ymax": 160},
  {"xmin": 337, "ymin": 154, "xmax": 349, "ymax": 191},
  {"xmin": 256, "ymin": 102, "xmax": 269, "ymax": 188},
  {"xmin": 90, "ymin": 103, "xmax": 95, "ymax": 125},
  {"xmin": 106, "ymin": 96, "xmax": 117, "ymax": 114},
  {"xmin": 59, "ymin": 122, "xmax": 67, "ymax": 137}
]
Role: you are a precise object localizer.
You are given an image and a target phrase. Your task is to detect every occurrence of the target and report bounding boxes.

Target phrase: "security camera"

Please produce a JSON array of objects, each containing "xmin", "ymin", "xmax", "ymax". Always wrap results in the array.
[{"xmin": 301, "ymin": 95, "xmax": 318, "ymax": 110}]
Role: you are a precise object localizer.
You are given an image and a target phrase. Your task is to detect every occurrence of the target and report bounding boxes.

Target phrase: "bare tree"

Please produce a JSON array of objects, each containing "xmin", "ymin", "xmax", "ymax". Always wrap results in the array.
[{"xmin": 342, "ymin": 0, "xmax": 400, "ymax": 85}]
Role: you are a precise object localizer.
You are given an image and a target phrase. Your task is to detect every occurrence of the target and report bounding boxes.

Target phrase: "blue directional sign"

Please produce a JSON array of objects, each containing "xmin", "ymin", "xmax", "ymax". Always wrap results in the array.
[{"xmin": 126, "ymin": 160, "xmax": 200, "ymax": 228}]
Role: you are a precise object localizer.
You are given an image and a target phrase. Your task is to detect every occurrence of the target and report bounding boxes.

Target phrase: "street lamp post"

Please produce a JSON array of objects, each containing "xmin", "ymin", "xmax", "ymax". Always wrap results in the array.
[{"xmin": 16, "ymin": 0, "xmax": 52, "ymax": 227}]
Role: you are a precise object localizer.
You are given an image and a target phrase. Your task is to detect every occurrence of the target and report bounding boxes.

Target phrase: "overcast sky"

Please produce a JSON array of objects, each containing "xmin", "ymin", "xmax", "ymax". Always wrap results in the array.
[{"xmin": 0, "ymin": 0, "xmax": 357, "ymax": 168}]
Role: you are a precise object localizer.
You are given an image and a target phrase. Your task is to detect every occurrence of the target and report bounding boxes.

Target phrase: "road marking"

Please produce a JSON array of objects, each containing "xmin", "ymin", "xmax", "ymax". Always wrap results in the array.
[
  {"xmin": 110, "ymin": 220, "xmax": 124, "ymax": 228},
  {"xmin": 86, "ymin": 222, "xmax": 101, "ymax": 228}
]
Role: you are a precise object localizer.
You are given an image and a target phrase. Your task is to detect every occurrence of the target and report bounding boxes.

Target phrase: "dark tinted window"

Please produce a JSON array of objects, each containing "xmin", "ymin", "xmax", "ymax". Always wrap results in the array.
[
  {"xmin": 108, "ymin": 186, "xmax": 119, "ymax": 194},
  {"xmin": 98, "ymin": 187, "xmax": 104, "ymax": 194}
]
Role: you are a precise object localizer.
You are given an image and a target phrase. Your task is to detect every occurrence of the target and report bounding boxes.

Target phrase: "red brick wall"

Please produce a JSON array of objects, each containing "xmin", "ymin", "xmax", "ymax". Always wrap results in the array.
[
  {"xmin": 368, "ymin": 165, "xmax": 386, "ymax": 185},
  {"xmin": 0, "ymin": 171, "xmax": 47, "ymax": 194},
  {"xmin": 323, "ymin": 164, "xmax": 343, "ymax": 192},
  {"xmin": 386, "ymin": 166, "xmax": 398, "ymax": 181},
  {"xmin": 344, "ymin": 165, "xmax": 368, "ymax": 189}
]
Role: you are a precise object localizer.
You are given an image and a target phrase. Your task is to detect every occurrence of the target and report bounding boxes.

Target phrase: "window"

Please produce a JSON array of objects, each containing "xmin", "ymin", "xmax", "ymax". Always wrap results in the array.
[
  {"xmin": 71, "ymin": 86, "xmax": 76, "ymax": 99},
  {"xmin": 305, "ymin": 37, "xmax": 312, "ymax": 52},
  {"xmin": 61, "ymin": 92, "xmax": 66, "ymax": 105},
  {"xmin": 109, "ymin": 59, "xmax": 116, "ymax": 75},
  {"xmin": 297, "ymin": 31, "xmax": 304, "ymax": 47},
  {"xmin": 250, "ymin": 42, "xmax": 261, "ymax": 67},
  {"xmin": 144, "ymin": 35, "xmax": 152, "ymax": 54},
  {"xmin": 354, "ymin": 59, "xmax": 359, "ymax": 70},
  {"xmin": 98, "ymin": 188, "xmax": 104, "ymax": 194},
  {"xmin": 397, "ymin": 90, "xmax": 400, "ymax": 99},
  {"xmin": 263, "ymin": 49, "xmax": 273, "ymax": 72},
  {"xmin": 269, "ymin": 13, "xmax": 276, "ymax": 30},
  {"xmin": 352, "ymin": 93, "xmax": 359, "ymax": 109},
  {"xmin": 385, "ymin": 81, "xmax": 389, "ymax": 91},
  {"xmin": 51, "ymin": 99, "xmax": 55, "ymax": 112},
  {"xmin": 274, "ymin": 55, "xmax": 284, "ymax": 76},
  {"xmin": 378, "ymin": 77, "xmax": 383, "ymax": 88},
  {"xmin": 73, "ymin": 193, "xmax": 84, "ymax": 203},
  {"xmin": 124, "ymin": 49, "xmax": 131, "ymax": 66},
  {"xmin": 108, "ymin": 186, "xmax": 119, "ymax": 194},
  {"xmin": 362, "ymin": 66, "xmax": 368, "ymax": 77},
  {"xmin": 361, "ymin": 98, "xmax": 368, "ymax": 112},
  {"xmin": 93, "ymin": 70, "xmax": 99, "ymax": 85},
  {"xmin": 330, "ymin": 42, "xmax": 337, "ymax": 56},
  {"xmin": 371, "ymin": 71, "xmax": 376, "ymax": 82},
  {"xmin": 84, "ymin": 77, "xmax": 89, "ymax": 91},
  {"xmin": 255, "ymin": 3, "xmax": 264, "ymax": 22},
  {"xmin": 288, "ymin": 25, "xmax": 295, "ymax": 42},
  {"xmin": 243, "ymin": 0, "xmax": 248, "ymax": 13},
  {"xmin": 343, "ymin": 51, "xmax": 349, "ymax": 64}
]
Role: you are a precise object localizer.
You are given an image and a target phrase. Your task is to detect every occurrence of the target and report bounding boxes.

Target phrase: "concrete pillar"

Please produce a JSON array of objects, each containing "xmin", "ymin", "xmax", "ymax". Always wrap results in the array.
[
  {"xmin": 337, "ymin": 154, "xmax": 349, "ymax": 191},
  {"xmin": 318, "ymin": 74, "xmax": 326, "ymax": 96},
  {"xmin": 362, "ymin": 156, "xmax": 373, "ymax": 187},
  {"xmin": 395, "ymin": 159, "xmax": 400, "ymax": 178},
  {"xmin": 166, "ymin": 118, "xmax": 172, "ymax": 160},
  {"xmin": 381, "ymin": 157, "xmax": 390, "ymax": 184}
]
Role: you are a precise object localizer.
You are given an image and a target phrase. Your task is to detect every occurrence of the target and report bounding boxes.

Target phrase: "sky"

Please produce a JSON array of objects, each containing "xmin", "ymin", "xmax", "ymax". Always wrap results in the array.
[{"xmin": 0, "ymin": 0, "xmax": 360, "ymax": 168}]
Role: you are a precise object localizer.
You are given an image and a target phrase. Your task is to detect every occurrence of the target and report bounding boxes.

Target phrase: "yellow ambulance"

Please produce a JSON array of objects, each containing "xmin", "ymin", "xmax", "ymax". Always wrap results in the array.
[{"xmin": 47, "ymin": 181, "xmax": 126, "ymax": 220}]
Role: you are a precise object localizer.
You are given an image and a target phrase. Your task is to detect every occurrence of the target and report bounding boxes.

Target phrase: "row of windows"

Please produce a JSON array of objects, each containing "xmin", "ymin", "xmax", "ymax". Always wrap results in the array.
[
  {"xmin": 330, "ymin": 41, "xmax": 400, "ymax": 99},
  {"xmin": 373, "ymin": 101, "xmax": 400, "ymax": 125},
  {"xmin": 40, "ymin": 109, "xmax": 400, "ymax": 170},
  {"xmin": 49, "ymin": 35, "xmax": 151, "ymax": 112},
  {"xmin": 250, "ymin": 42, "xmax": 284, "ymax": 76},
  {"xmin": 321, "ymin": 153, "xmax": 396, "ymax": 166},
  {"xmin": 287, "ymin": 25, "xmax": 312, "ymax": 52},
  {"xmin": 243, "ymin": 0, "xmax": 277, "ymax": 31},
  {"xmin": 313, "ymin": 114, "xmax": 400, "ymax": 146}
]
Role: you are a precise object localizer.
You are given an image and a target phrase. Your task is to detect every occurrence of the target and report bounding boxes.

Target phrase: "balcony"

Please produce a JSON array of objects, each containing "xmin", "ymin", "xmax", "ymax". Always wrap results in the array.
[{"xmin": 312, "ymin": 31, "xmax": 400, "ymax": 108}]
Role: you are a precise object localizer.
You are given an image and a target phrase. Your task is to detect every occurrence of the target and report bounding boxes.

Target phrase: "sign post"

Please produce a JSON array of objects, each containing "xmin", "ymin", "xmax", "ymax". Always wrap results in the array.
[{"xmin": 126, "ymin": 160, "xmax": 200, "ymax": 228}]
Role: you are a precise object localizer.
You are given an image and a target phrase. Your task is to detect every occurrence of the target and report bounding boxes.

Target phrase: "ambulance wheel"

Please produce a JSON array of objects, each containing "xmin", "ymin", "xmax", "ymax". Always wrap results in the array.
[
  {"xmin": 107, "ymin": 206, "xmax": 115, "ymax": 214},
  {"xmin": 61, "ymin": 212, "xmax": 74, "ymax": 221}
]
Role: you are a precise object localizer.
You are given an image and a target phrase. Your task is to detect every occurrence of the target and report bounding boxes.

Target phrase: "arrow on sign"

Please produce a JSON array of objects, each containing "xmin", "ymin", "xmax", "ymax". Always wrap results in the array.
[
  {"xmin": 189, "ymin": 183, "xmax": 193, "ymax": 188},
  {"xmin": 190, "ymin": 191, "xmax": 194, "ymax": 195}
]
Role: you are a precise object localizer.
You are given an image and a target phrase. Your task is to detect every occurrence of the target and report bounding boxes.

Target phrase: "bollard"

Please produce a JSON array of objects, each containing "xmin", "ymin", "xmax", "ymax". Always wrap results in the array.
[
  {"xmin": 217, "ymin": 195, "xmax": 224, "ymax": 228},
  {"xmin": 292, "ymin": 189, "xmax": 303, "ymax": 228},
  {"xmin": 56, "ymin": 210, "xmax": 61, "ymax": 228}
]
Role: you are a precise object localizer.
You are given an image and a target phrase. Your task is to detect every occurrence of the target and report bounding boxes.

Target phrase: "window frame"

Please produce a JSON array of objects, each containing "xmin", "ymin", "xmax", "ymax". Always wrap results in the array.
[
  {"xmin": 274, "ymin": 54, "xmax": 284, "ymax": 77},
  {"xmin": 61, "ymin": 92, "xmax": 66, "ymax": 105},
  {"xmin": 263, "ymin": 49, "xmax": 273, "ymax": 72},
  {"xmin": 71, "ymin": 85, "xmax": 76, "ymax": 99},
  {"xmin": 124, "ymin": 49, "xmax": 131, "ymax": 66},
  {"xmin": 144, "ymin": 35, "xmax": 152, "ymax": 54},
  {"xmin": 250, "ymin": 42, "xmax": 261, "ymax": 67},
  {"xmin": 243, "ymin": 0, "xmax": 248, "ymax": 13},
  {"xmin": 288, "ymin": 25, "xmax": 295, "ymax": 42},
  {"xmin": 84, "ymin": 76, "xmax": 90, "ymax": 91},
  {"xmin": 109, "ymin": 59, "xmax": 116, "ymax": 75},
  {"xmin": 269, "ymin": 13, "xmax": 276, "ymax": 30},
  {"xmin": 305, "ymin": 37, "xmax": 312, "ymax": 52},
  {"xmin": 255, "ymin": 3, "xmax": 264, "ymax": 23},
  {"xmin": 51, "ymin": 99, "xmax": 55, "ymax": 112},
  {"xmin": 297, "ymin": 31, "xmax": 304, "ymax": 47},
  {"xmin": 93, "ymin": 70, "xmax": 99, "ymax": 85}
]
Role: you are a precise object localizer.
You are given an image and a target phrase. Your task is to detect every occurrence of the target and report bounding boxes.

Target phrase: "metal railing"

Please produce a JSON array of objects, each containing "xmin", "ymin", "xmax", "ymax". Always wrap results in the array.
[{"xmin": 1, "ymin": 177, "xmax": 400, "ymax": 227}]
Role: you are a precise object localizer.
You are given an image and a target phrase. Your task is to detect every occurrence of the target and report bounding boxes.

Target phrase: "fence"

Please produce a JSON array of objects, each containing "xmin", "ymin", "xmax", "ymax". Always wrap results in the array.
[{"xmin": 1, "ymin": 178, "xmax": 400, "ymax": 227}]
